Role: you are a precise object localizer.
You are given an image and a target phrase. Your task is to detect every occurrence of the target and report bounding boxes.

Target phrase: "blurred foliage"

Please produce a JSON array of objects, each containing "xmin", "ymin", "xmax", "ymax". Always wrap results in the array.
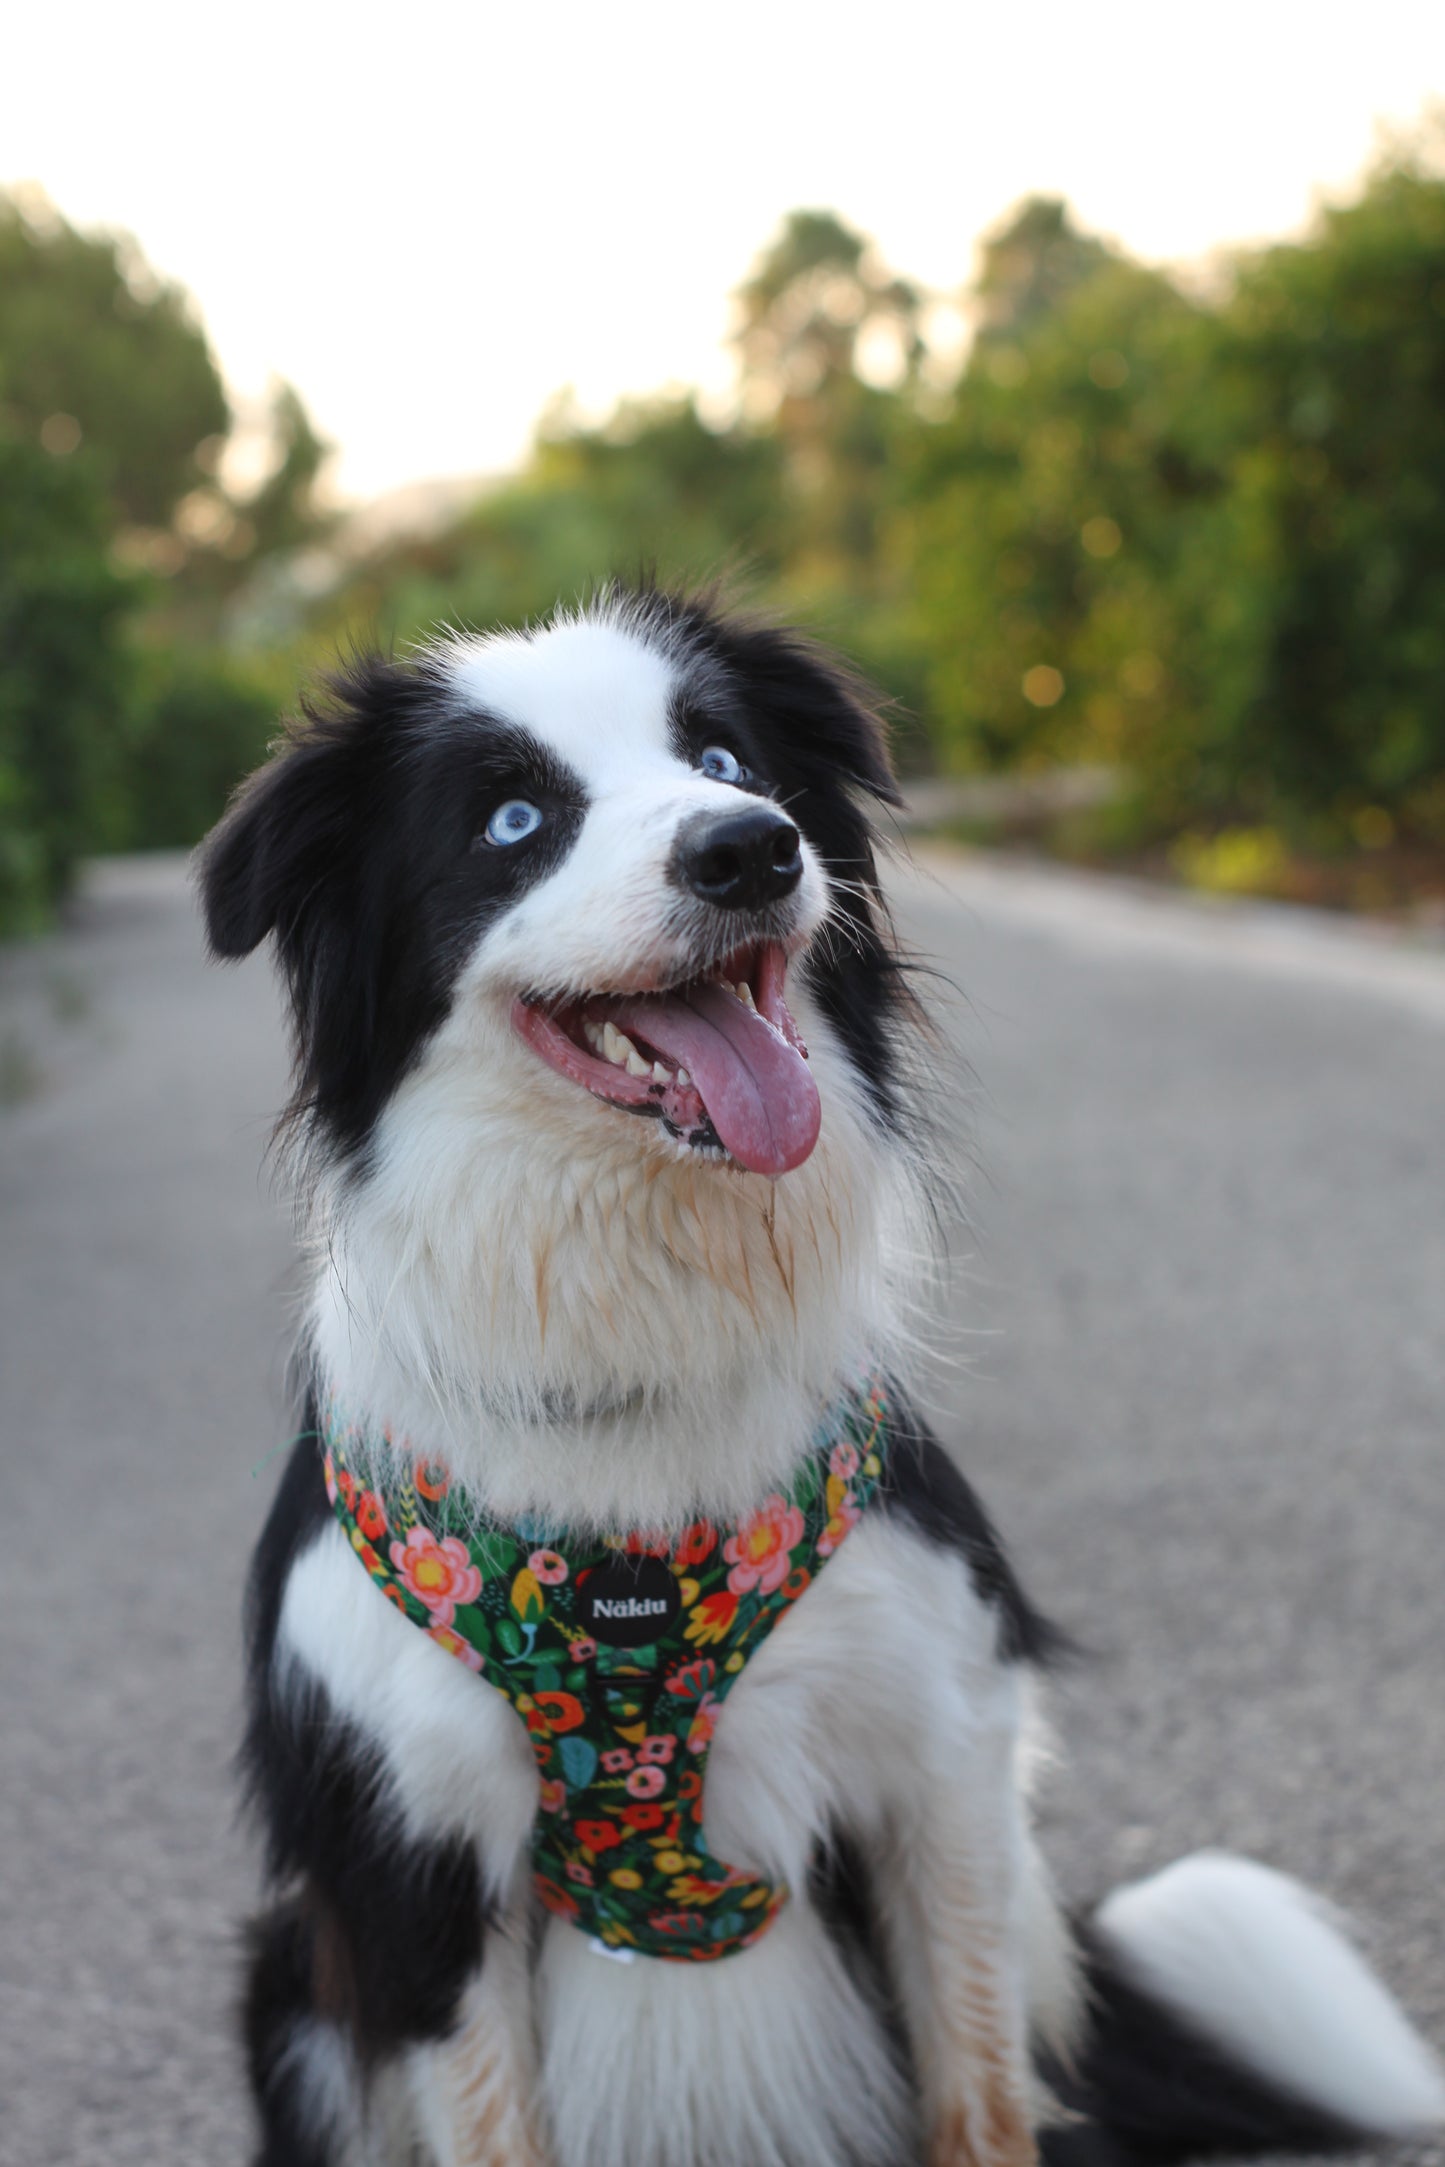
[
  {"xmin": 5, "ymin": 134, "xmax": 1445, "ymax": 935},
  {"xmin": 0, "ymin": 431, "xmax": 135, "ymax": 926},
  {"xmin": 0, "ymin": 192, "xmax": 329, "ymax": 929},
  {"xmin": 895, "ymin": 146, "xmax": 1445, "ymax": 862},
  {"xmin": 120, "ymin": 651, "xmax": 282, "ymax": 851},
  {"xmin": 0, "ymin": 192, "xmax": 227, "ymax": 530}
]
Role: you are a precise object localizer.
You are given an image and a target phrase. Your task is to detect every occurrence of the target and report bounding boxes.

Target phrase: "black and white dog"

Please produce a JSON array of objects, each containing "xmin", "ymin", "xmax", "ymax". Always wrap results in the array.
[{"xmin": 202, "ymin": 589, "xmax": 1443, "ymax": 2167}]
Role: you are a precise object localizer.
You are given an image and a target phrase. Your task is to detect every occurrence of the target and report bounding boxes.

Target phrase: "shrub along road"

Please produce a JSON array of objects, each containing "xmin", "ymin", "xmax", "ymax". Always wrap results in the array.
[{"xmin": 1, "ymin": 849, "xmax": 1440, "ymax": 2166}]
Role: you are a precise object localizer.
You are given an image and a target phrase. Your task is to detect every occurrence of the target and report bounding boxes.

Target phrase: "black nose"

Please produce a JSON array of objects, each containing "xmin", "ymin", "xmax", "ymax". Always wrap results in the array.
[{"xmin": 672, "ymin": 805, "xmax": 803, "ymax": 912}]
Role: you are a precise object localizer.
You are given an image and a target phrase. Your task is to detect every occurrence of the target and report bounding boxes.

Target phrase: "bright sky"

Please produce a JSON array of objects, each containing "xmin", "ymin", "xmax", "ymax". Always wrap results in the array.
[{"xmin": 6, "ymin": 0, "xmax": 1443, "ymax": 502}]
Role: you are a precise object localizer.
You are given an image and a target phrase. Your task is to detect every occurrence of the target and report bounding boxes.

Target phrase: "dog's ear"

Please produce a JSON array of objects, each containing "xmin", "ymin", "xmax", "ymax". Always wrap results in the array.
[
  {"xmin": 698, "ymin": 616, "xmax": 904, "ymax": 812},
  {"xmin": 201, "ymin": 735, "xmax": 339, "ymax": 960},
  {"xmin": 197, "ymin": 657, "xmax": 404, "ymax": 961}
]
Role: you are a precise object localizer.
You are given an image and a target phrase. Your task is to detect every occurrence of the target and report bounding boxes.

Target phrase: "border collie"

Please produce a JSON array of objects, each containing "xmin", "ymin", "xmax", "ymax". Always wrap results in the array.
[{"xmin": 201, "ymin": 588, "xmax": 1444, "ymax": 2167}]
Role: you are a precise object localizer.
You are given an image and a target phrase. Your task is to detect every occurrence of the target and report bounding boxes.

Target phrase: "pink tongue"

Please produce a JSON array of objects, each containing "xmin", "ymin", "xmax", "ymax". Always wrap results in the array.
[{"xmin": 609, "ymin": 983, "xmax": 821, "ymax": 1176}]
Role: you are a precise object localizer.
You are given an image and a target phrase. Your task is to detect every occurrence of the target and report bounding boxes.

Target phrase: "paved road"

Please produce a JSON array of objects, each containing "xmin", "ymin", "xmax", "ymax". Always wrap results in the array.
[{"xmin": 2, "ymin": 850, "xmax": 1441, "ymax": 2167}]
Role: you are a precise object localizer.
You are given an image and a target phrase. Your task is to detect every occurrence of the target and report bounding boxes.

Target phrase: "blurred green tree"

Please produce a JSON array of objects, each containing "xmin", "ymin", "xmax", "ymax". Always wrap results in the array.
[
  {"xmin": 1185, "ymin": 139, "xmax": 1445, "ymax": 840},
  {"xmin": 895, "ymin": 214, "xmax": 1214, "ymax": 779},
  {"xmin": 0, "ymin": 191, "xmax": 227, "ymax": 530},
  {"xmin": 972, "ymin": 195, "xmax": 1117, "ymax": 344},
  {"xmin": 0, "ymin": 431, "xmax": 135, "ymax": 929}
]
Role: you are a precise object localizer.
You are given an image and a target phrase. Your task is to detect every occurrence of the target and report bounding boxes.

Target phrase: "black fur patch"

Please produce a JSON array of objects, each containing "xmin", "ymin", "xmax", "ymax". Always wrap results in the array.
[
  {"xmin": 241, "ymin": 1430, "xmax": 487, "ymax": 2071},
  {"xmin": 877, "ymin": 1393, "xmax": 1069, "ymax": 1666},
  {"xmin": 242, "ymin": 1895, "xmax": 339, "ymax": 2167},
  {"xmin": 1039, "ymin": 1922, "xmax": 1367, "ymax": 2167},
  {"xmin": 199, "ymin": 657, "xmax": 587, "ymax": 1165}
]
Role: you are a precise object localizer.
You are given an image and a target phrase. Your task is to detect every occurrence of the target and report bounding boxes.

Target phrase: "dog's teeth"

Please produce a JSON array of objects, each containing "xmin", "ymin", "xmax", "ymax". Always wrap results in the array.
[
  {"xmin": 652, "ymin": 1061, "xmax": 672, "ymax": 1084},
  {"xmin": 601, "ymin": 1023, "xmax": 632, "ymax": 1067},
  {"xmin": 583, "ymin": 1020, "xmax": 605, "ymax": 1053},
  {"xmin": 677, "ymin": 1068, "xmax": 691, "ymax": 1089},
  {"xmin": 739, "ymin": 982, "xmax": 757, "ymax": 1012},
  {"xmin": 626, "ymin": 1049, "xmax": 651, "ymax": 1078}
]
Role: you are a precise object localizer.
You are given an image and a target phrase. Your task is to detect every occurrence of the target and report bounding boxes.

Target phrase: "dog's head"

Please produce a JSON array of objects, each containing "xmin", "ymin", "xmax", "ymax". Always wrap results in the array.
[
  {"xmin": 202, "ymin": 590, "xmax": 910, "ymax": 1182},
  {"xmin": 200, "ymin": 592, "xmax": 922, "ymax": 1469}
]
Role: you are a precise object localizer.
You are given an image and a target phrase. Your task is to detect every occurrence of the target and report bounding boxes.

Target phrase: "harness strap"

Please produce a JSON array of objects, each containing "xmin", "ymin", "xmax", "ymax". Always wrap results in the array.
[{"xmin": 323, "ymin": 1377, "xmax": 890, "ymax": 1962}]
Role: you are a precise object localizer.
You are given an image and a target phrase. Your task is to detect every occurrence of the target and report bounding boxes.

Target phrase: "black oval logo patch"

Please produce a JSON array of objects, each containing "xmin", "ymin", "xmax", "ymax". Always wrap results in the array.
[{"xmin": 576, "ymin": 1555, "xmax": 681, "ymax": 1647}]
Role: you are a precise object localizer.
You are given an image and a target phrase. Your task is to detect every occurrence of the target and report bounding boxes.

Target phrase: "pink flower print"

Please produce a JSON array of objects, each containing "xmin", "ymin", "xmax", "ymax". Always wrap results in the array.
[
  {"xmin": 636, "ymin": 1735, "xmax": 676, "ymax": 1766},
  {"xmin": 601, "ymin": 1748, "xmax": 634, "ymax": 1774},
  {"xmin": 539, "ymin": 1778, "xmax": 566, "ymax": 1814},
  {"xmin": 567, "ymin": 1637, "xmax": 597, "ymax": 1663},
  {"xmin": 724, "ymin": 1494, "xmax": 805, "ymax": 1597},
  {"xmin": 829, "ymin": 1440, "xmax": 860, "ymax": 1480},
  {"xmin": 686, "ymin": 1691, "xmax": 721, "ymax": 1754},
  {"xmin": 389, "ymin": 1527, "xmax": 482, "ymax": 1627},
  {"xmin": 528, "ymin": 1548, "xmax": 568, "ymax": 1585},
  {"xmin": 625, "ymin": 1765, "xmax": 667, "ymax": 1800},
  {"xmin": 564, "ymin": 1861, "xmax": 595, "ymax": 1886},
  {"xmin": 426, "ymin": 1623, "xmax": 484, "ymax": 1672}
]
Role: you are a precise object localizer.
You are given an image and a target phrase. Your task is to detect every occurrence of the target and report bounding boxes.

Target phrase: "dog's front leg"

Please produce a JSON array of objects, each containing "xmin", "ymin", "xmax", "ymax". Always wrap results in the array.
[
  {"xmin": 876, "ymin": 1667, "xmax": 1038, "ymax": 2167},
  {"xmin": 414, "ymin": 1879, "xmax": 549, "ymax": 2167}
]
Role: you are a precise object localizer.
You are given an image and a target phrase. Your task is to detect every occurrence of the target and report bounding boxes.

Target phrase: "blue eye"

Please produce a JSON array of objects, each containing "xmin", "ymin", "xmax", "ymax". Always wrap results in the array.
[
  {"xmin": 484, "ymin": 799, "xmax": 543, "ymax": 846},
  {"xmin": 699, "ymin": 746, "xmax": 749, "ymax": 785}
]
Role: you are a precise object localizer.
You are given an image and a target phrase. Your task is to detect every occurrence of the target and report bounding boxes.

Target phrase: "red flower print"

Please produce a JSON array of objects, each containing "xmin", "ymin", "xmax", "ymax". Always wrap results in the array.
[
  {"xmin": 649, "ymin": 1912, "xmax": 705, "ymax": 1937},
  {"xmin": 574, "ymin": 1819, "xmax": 623, "ymax": 1852},
  {"xmin": 636, "ymin": 1735, "xmax": 676, "ymax": 1766},
  {"xmin": 783, "ymin": 1565, "xmax": 812, "ymax": 1600},
  {"xmin": 414, "ymin": 1460, "xmax": 451, "ymax": 1502},
  {"xmin": 532, "ymin": 1691, "xmax": 584, "ymax": 1734},
  {"xmin": 389, "ymin": 1527, "xmax": 483, "ymax": 1628},
  {"xmin": 355, "ymin": 1490, "xmax": 387, "ymax": 1542},
  {"xmin": 601, "ymin": 1748, "xmax": 634, "ymax": 1774},
  {"xmin": 677, "ymin": 1771, "xmax": 703, "ymax": 1803},
  {"xmin": 625, "ymin": 1765, "xmax": 667, "ymax": 1800},
  {"xmin": 620, "ymin": 1802, "xmax": 667, "ymax": 1832},
  {"xmin": 535, "ymin": 1876, "xmax": 580, "ymax": 1920},
  {"xmin": 723, "ymin": 1495, "xmax": 805, "ymax": 1598},
  {"xmin": 382, "ymin": 1584, "xmax": 409, "ymax": 1614},
  {"xmin": 686, "ymin": 1691, "xmax": 721, "ymax": 1755},
  {"xmin": 539, "ymin": 1779, "xmax": 566, "ymax": 1815},
  {"xmin": 528, "ymin": 1548, "xmax": 568, "ymax": 1585},
  {"xmin": 666, "ymin": 1871, "xmax": 730, "ymax": 1907},
  {"xmin": 622, "ymin": 1530, "xmax": 670, "ymax": 1557},
  {"xmin": 356, "ymin": 1540, "xmax": 383, "ymax": 1576},
  {"xmin": 684, "ymin": 1590, "xmax": 738, "ymax": 1647},
  {"xmin": 674, "ymin": 1521, "xmax": 717, "ymax": 1568},
  {"xmin": 337, "ymin": 1467, "xmax": 358, "ymax": 1511},
  {"xmin": 665, "ymin": 1658, "xmax": 716, "ymax": 1701}
]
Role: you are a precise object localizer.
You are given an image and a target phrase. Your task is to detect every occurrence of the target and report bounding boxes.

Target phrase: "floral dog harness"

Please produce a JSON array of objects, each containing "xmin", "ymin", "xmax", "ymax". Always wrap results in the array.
[{"xmin": 323, "ymin": 1378, "xmax": 890, "ymax": 1962}]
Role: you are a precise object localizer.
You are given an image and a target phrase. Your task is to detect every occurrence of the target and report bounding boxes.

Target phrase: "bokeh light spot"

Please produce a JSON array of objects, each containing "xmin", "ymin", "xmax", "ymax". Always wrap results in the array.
[
  {"xmin": 40, "ymin": 412, "xmax": 82, "ymax": 455},
  {"xmin": 1022, "ymin": 665, "xmax": 1065, "ymax": 707},
  {"xmin": 1081, "ymin": 515, "xmax": 1122, "ymax": 558}
]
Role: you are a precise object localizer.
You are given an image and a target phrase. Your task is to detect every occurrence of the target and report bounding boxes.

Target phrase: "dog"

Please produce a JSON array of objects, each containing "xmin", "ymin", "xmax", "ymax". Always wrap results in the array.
[{"xmin": 201, "ymin": 588, "xmax": 1444, "ymax": 2167}]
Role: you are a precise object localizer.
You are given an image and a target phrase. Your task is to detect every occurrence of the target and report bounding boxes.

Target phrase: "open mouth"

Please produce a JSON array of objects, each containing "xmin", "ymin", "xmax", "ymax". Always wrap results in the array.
[{"xmin": 511, "ymin": 940, "xmax": 821, "ymax": 1177}]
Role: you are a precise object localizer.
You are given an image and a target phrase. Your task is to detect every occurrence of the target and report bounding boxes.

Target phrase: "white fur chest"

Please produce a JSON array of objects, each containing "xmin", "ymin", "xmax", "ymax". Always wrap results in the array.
[{"xmin": 274, "ymin": 1503, "xmax": 1036, "ymax": 2167}]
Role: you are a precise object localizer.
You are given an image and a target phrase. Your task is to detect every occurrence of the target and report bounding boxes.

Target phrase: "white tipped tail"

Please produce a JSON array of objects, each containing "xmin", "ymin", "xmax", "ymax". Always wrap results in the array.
[{"xmin": 1096, "ymin": 1850, "xmax": 1445, "ymax": 2138}]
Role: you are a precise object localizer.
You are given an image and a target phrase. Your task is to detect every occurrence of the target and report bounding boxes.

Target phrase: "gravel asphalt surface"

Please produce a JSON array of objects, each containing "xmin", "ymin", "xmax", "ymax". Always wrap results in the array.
[{"xmin": 1, "ymin": 847, "xmax": 1441, "ymax": 2167}]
